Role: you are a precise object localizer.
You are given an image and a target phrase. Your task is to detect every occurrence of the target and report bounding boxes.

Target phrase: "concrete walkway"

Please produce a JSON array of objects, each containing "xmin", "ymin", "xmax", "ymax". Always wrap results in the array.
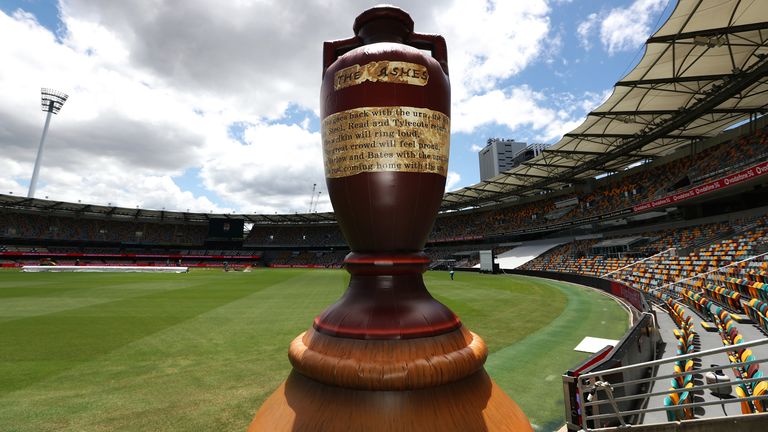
[{"xmin": 641, "ymin": 302, "xmax": 768, "ymax": 425}]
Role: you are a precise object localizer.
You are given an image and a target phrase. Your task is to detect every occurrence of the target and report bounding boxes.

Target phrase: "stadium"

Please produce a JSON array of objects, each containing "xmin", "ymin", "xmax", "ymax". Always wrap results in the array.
[{"xmin": 2, "ymin": 0, "xmax": 768, "ymax": 431}]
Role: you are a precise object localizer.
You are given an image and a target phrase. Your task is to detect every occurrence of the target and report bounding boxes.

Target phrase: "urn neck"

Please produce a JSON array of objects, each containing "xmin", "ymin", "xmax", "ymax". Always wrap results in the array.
[
  {"xmin": 357, "ymin": 19, "xmax": 409, "ymax": 44},
  {"xmin": 312, "ymin": 252, "xmax": 461, "ymax": 340},
  {"xmin": 353, "ymin": 5, "xmax": 414, "ymax": 45}
]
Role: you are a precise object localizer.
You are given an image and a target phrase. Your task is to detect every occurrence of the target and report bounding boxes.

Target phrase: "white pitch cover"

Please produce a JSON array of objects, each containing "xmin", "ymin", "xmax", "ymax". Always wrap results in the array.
[{"xmin": 21, "ymin": 266, "xmax": 189, "ymax": 273}]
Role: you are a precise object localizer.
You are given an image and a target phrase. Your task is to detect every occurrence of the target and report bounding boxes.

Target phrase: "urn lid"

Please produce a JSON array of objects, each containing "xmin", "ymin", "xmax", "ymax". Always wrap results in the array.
[{"xmin": 353, "ymin": 5, "xmax": 414, "ymax": 43}]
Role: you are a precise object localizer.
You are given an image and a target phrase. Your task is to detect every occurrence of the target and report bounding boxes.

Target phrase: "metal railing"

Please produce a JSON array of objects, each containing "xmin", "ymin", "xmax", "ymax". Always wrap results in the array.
[
  {"xmin": 576, "ymin": 338, "xmax": 768, "ymax": 431},
  {"xmin": 661, "ymin": 250, "xmax": 768, "ymax": 294},
  {"xmin": 601, "ymin": 247, "xmax": 674, "ymax": 279}
]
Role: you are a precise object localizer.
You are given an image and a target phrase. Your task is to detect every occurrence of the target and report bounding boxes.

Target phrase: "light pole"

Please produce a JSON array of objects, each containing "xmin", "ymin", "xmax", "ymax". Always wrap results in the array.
[{"xmin": 28, "ymin": 88, "xmax": 68, "ymax": 198}]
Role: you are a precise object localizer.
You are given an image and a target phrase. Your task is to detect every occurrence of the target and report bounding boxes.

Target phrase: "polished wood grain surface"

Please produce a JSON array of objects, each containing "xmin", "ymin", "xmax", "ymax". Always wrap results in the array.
[
  {"xmin": 250, "ymin": 7, "xmax": 533, "ymax": 430},
  {"xmin": 249, "ymin": 369, "xmax": 533, "ymax": 432},
  {"xmin": 289, "ymin": 326, "xmax": 487, "ymax": 390}
]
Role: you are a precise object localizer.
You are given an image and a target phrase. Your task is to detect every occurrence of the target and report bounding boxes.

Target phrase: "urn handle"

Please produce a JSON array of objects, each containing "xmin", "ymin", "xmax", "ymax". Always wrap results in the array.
[
  {"xmin": 322, "ymin": 32, "xmax": 449, "ymax": 78},
  {"xmin": 322, "ymin": 37, "xmax": 361, "ymax": 78},
  {"xmin": 406, "ymin": 32, "xmax": 449, "ymax": 76}
]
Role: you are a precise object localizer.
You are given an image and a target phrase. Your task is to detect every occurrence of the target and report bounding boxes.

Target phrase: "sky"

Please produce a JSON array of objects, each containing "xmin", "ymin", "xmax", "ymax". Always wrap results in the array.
[{"xmin": 0, "ymin": 0, "xmax": 675, "ymax": 214}]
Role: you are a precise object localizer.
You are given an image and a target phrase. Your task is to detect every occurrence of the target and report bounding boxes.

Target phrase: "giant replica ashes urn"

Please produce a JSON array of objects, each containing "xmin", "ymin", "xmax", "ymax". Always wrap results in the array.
[{"xmin": 249, "ymin": 6, "xmax": 533, "ymax": 431}]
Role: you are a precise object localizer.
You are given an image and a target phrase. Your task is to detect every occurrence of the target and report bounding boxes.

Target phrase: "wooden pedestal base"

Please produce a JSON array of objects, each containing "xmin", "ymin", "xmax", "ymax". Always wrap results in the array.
[
  {"xmin": 249, "ymin": 369, "xmax": 531, "ymax": 431},
  {"xmin": 248, "ymin": 326, "xmax": 533, "ymax": 431}
]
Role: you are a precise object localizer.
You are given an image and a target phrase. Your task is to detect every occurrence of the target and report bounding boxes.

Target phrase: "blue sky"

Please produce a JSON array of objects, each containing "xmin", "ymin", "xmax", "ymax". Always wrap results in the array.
[{"xmin": 0, "ymin": 0, "xmax": 674, "ymax": 213}]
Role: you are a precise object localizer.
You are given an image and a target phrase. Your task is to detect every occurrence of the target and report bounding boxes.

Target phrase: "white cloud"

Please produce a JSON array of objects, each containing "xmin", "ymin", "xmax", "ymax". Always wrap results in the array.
[
  {"xmin": 542, "ymin": 31, "xmax": 564, "ymax": 65},
  {"xmin": 38, "ymin": 169, "xmax": 229, "ymax": 212},
  {"xmin": 577, "ymin": 13, "xmax": 599, "ymax": 50},
  {"xmin": 581, "ymin": 89, "xmax": 613, "ymax": 112},
  {"xmin": 452, "ymin": 86, "xmax": 599, "ymax": 143},
  {"xmin": 470, "ymin": 143, "xmax": 485, "ymax": 152},
  {"xmin": 599, "ymin": 0, "xmax": 667, "ymax": 55},
  {"xmin": 430, "ymin": 1, "xmax": 594, "ymax": 143},
  {"xmin": 201, "ymin": 122, "xmax": 327, "ymax": 213},
  {"xmin": 0, "ymin": 159, "xmax": 28, "ymax": 196},
  {"xmin": 436, "ymin": 0, "xmax": 551, "ymax": 101},
  {"xmin": 0, "ymin": 1, "xmax": 604, "ymax": 213},
  {"xmin": 0, "ymin": 3, "xmax": 337, "ymax": 214},
  {"xmin": 445, "ymin": 171, "xmax": 461, "ymax": 191}
]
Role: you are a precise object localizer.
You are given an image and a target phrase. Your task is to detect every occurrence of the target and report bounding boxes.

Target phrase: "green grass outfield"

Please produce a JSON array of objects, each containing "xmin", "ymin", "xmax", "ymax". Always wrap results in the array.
[{"xmin": 0, "ymin": 268, "xmax": 628, "ymax": 431}]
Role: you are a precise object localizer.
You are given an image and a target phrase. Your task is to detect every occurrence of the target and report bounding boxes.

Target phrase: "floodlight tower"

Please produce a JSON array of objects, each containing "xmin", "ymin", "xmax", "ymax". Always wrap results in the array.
[
  {"xmin": 28, "ymin": 88, "xmax": 68, "ymax": 198},
  {"xmin": 308, "ymin": 183, "xmax": 317, "ymax": 212}
]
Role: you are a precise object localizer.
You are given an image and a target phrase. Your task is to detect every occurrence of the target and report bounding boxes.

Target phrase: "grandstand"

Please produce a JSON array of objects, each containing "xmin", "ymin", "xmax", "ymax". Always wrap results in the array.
[
  {"xmin": 4, "ymin": 116, "xmax": 766, "ymax": 273},
  {"xmin": 2, "ymin": 0, "xmax": 768, "ymax": 430}
]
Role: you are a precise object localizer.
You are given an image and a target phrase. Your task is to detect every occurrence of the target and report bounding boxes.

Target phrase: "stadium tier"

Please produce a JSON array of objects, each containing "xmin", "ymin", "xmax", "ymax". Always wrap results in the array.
[
  {"xmin": 5, "ymin": 120, "xmax": 768, "ymax": 428},
  {"xmin": 517, "ymin": 212, "xmax": 768, "ymax": 426},
  {"xmin": 4, "ymin": 2, "xmax": 768, "ymax": 426},
  {"xmin": 2, "ymin": 123, "xmax": 768, "ymax": 430},
  {"xmin": 2, "ymin": 117, "xmax": 767, "ymax": 269}
]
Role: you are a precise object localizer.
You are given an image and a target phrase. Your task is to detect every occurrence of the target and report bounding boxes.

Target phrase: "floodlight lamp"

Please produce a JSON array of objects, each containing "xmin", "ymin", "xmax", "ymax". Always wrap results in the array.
[
  {"xmin": 40, "ymin": 88, "xmax": 68, "ymax": 114},
  {"xmin": 713, "ymin": 35, "xmax": 725, "ymax": 48},
  {"xmin": 693, "ymin": 36, "xmax": 709, "ymax": 46},
  {"xmin": 693, "ymin": 35, "xmax": 725, "ymax": 48}
]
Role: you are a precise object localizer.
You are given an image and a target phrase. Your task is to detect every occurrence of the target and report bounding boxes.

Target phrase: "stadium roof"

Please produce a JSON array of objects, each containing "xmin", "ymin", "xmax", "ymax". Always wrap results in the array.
[
  {"xmin": 442, "ymin": 0, "xmax": 768, "ymax": 210},
  {"xmin": 0, "ymin": 193, "xmax": 337, "ymax": 224},
  {"xmin": 4, "ymin": 1, "xmax": 767, "ymax": 224}
]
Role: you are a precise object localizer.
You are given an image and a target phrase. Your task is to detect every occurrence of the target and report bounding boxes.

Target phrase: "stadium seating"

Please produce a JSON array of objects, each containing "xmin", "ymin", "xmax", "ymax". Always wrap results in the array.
[
  {"xmin": 430, "ymin": 125, "xmax": 768, "ymax": 242},
  {"xmin": 753, "ymin": 381, "xmax": 768, "ymax": 412},
  {"xmin": 664, "ymin": 384, "xmax": 694, "ymax": 421},
  {"xmin": 743, "ymin": 299, "xmax": 768, "ymax": 335},
  {"xmin": 0, "ymin": 212, "xmax": 207, "ymax": 245}
]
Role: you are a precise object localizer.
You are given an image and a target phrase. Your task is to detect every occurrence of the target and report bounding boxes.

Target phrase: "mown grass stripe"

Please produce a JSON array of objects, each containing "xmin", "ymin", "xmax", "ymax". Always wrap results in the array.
[
  {"xmin": 485, "ymin": 277, "xmax": 629, "ymax": 431},
  {"xmin": 0, "ymin": 269, "xmax": 627, "ymax": 432},
  {"xmin": 0, "ymin": 269, "xmax": 347, "ymax": 432},
  {"xmin": 0, "ymin": 271, "xmax": 302, "ymax": 395}
]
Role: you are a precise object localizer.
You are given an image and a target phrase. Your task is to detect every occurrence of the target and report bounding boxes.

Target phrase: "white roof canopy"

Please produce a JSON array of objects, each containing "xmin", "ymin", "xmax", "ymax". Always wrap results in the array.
[{"xmin": 442, "ymin": 0, "xmax": 768, "ymax": 210}]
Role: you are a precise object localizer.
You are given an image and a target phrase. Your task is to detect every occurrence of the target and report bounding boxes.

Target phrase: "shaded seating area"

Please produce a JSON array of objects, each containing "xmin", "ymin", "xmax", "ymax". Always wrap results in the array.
[
  {"xmin": 681, "ymin": 289, "xmax": 714, "ymax": 321},
  {"xmin": 710, "ymin": 307, "xmax": 768, "ymax": 414},
  {"xmin": 702, "ymin": 284, "xmax": 742, "ymax": 311},
  {"xmin": 723, "ymin": 275, "xmax": 768, "ymax": 302},
  {"xmin": 663, "ymin": 298, "xmax": 697, "ymax": 420},
  {"xmin": 520, "ymin": 211, "xmax": 768, "ymax": 425},
  {"xmin": 744, "ymin": 298, "xmax": 768, "ymax": 335}
]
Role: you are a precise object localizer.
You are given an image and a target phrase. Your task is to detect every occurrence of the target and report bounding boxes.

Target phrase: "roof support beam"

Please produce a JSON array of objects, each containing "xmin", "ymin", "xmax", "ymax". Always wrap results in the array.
[
  {"xmin": 550, "ymin": 58, "xmax": 768, "ymax": 186},
  {"xmin": 464, "ymin": 187, "xmax": 510, "ymax": 198},
  {"xmin": 444, "ymin": 190, "xmax": 485, "ymax": 199},
  {"xmin": 646, "ymin": 22, "xmax": 768, "ymax": 44},
  {"xmin": 544, "ymin": 149, "xmax": 653, "ymax": 158},
  {"xmin": 544, "ymin": 149, "xmax": 611, "ymax": 156},
  {"xmin": 483, "ymin": 179, "xmax": 517, "ymax": 187},
  {"xmin": 564, "ymin": 133, "xmax": 701, "ymax": 139},
  {"xmin": 590, "ymin": 108, "xmax": 766, "ymax": 117},
  {"xmin": 511, "ymin": 172, "xmax": 563, "ymax": 180},
  {"xmin": 616, "ymin": 74, "xmax": 731, "ymax": 86},
  {"xmin": 522, "ymin": 162, "xmax": 575, "ymax": 169},
  {"xmin": 510, "ymin": 173, "xmax": 576, "ymax": 181},
  {"xmin": 461, "ymin": 186, "xmax": 497, "ymax": 194},
  {"xmin": 475, "ymin": 57, "xmax": 768, "ymax": 203}
]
